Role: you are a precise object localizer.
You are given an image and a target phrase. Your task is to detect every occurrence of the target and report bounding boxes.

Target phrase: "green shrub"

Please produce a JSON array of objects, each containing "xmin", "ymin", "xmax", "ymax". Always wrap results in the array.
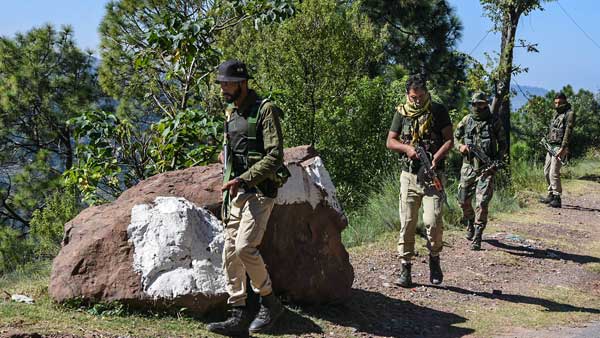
[
  {"xmin": 0, "ymin": 227, "xmax": 33, "ymax": 274},
  {"xmin": 29, "ymin": 188, "xmax": 81, "ymax": 259}
]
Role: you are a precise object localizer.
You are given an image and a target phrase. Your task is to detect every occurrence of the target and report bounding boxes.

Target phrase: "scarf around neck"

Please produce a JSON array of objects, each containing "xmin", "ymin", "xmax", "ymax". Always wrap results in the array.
[{"xmin": 398, "ymin": 94, "xmax": 433, "ymax": 145}]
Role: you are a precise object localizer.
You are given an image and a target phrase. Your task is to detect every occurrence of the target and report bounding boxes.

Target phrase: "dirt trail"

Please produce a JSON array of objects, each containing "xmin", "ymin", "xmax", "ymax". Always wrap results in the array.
[{"xmin": 294, "ymin": 177, "xmax": 600, "ymax": 338}]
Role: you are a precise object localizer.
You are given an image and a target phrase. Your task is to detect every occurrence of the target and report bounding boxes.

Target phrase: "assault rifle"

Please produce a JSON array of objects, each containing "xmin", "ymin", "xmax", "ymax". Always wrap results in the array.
[
  {"xmin": 465, "ymin": 144, "xmax": 505, "ymax": 177},
  {"xmin": 540, "ymin": 137, "xmax": 566, "ymax": 165},
  {"xmin": 222, "ymin": 119, "xmax": 233, "ymax": 222},
  {"xmin": 414, "ymin": 145, "xmax": 448, "ymax": 205}
]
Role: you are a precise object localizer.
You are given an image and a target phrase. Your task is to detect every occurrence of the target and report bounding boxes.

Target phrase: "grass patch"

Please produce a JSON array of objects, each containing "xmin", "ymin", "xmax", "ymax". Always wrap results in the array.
[
  {"xmin": 456, "ymin": 286, "xmax": 600, "ymax": 336},
  {"xmin": 0, "ymin": 260, "xmax": 225, "ymax": 337}
]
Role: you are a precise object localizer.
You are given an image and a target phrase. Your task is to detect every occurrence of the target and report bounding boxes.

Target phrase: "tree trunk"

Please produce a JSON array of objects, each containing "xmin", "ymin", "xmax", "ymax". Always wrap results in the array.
[{"xmin": 491, "ymin": 8, "xmax": 521, "ymax": 162}]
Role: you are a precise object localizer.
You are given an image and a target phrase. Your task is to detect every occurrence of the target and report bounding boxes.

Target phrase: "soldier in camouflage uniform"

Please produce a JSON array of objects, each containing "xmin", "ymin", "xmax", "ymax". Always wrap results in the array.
[
  {"xmin": 386, "ymin": 74, "xmax": 454, "ymax": 287},
  {"xmin": 207, "ymin": 60, "xmax": 286, "ymax": 336},
  {"xmin": 454, "ymin": 92, "xmax": 507, "ymax": 250},
  {"xmin": 539, "ymin": 92, "xmax": 575, "ymax": 208}
]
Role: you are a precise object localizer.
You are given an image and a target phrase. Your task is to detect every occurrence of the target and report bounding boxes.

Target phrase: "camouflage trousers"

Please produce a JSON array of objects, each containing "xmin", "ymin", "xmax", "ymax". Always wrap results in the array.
[
  {"xmin": 223, "ymin": 190, "xmax": 275, "ymax": 307},
  {"xmin": 457, "ymin": 163, "xmax": 495, "ymax": 227},
  {"xmin": 397, "ymin": 171, "xmax": 444, "ymax": 263},
  {"xmin": 544, "ymin": 147, "xmax": 563, "ymax": 196}
]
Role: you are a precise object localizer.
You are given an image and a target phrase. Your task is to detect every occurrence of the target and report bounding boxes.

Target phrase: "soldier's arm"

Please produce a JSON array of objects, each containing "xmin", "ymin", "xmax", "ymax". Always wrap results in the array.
[
  {"xmin": 453, "ymin": 115, "xmax": 467, "ymax": 152},
  {"xmin": 495, "ymin": 118, "xmax": 508, "ymax": 161},
  {"xmin": 561, "ymin": 110, "xmax": 575, "ymax": 149},
  {"xmin": 238, "ymin": 103, "xmax": 284, "ymax": 187},
  {"xmin": 386, "ymin": 110, "xmax": 418, "ymax": 159},
  {"xmin": 433, "ymin": 125, "xmax": 454, "ymax": 166}
]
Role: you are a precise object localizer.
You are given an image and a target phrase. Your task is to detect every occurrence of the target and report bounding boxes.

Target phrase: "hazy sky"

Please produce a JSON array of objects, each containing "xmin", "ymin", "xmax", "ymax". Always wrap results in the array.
[{"xmin": 0, "ymin": 0, "xmax": 598, "ymax": 92}]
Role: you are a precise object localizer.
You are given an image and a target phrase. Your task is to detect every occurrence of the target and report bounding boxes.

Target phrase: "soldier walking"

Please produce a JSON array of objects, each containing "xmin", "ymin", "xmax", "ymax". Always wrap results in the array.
[
  {"xmin": 386, "ymin": 74, "xmax": 453, "ymax": 288},
  {"xmin": 454, "ymin": 92, "xmax": 507, "ymax": 250},
  {"xmin": 207, "ymin": 60, "xmax": 287, "ymax": 336},
  {"xmin": 539, "ymin": 92, "xmax": 575, "ymax": 208}
]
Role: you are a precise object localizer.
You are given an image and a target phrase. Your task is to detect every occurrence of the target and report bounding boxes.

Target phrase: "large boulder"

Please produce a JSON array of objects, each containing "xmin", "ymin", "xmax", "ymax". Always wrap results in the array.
[{"xmin": 49, "ymin": 146, "xmax": 353, "ymax": 314}]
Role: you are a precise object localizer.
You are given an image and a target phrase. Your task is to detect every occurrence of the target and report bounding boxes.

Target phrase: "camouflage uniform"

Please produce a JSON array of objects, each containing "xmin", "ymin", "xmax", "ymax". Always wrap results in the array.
[
  {"xmin": 544, "ymin": 103, "xmax": 575, "ymax": 199},
  {"xmin": 454, "ymin": 92, "xmax": 507, "ymax": 249}
]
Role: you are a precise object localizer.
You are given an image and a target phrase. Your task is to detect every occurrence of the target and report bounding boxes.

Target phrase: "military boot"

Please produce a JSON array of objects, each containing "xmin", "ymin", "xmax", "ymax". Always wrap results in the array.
[
  {"xmin": 471, "ymin": 224, "xmax": 485, "ymax": 250},
  {"xmin": 206, "ymin": 306, "xmax": 251, "ymax": 336},
  {"xmin": 429, "ymin": 255, "xmax": 443, "ymax": 285},
  {"xmin": 539, "ymin": 193, "xmax": 554, "ymax": 204},
  {"xmin": 396, "ymin": 262, "xmax": 412, "ymax": 288},
  {"xmin": 464, "ymin": 219, "xmax": 475, "ymax": 241},
  {"xmin": 248, "ymin": 293, "xmax": 285, "ymax": 333},
  {"xmin": 549, "ymin": 194, "xmax": 562, "ymax": 208}
]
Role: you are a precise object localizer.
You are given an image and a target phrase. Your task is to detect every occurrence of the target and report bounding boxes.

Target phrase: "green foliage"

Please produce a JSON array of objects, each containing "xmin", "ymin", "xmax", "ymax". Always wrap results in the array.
[
  {"xmin": 63, "ymin": 111, "xmax": 143, "ymax": 203},
  {"xmin": 360, "ymin": 0, "xmax": 467, "ymax": 107},
  {"xmin": 29, "ymin": 189, "xmax": 81, "ymax": 258},
  {"xmin": 0, "ymin": 25, "xmax": 98, "ymax": 228},
  {"xmin": 64, "ymin": 109, "xmax": 222, "ymax": 204},
  {"xmin": 150, "ymin": 109, "xmax": 222, "ymax": 172},
  {"xmin": 223, "ymin": 0, "xmax": 394, "ymax": 207},
  {"xmin": 99, "ymin": 0, "xmax": 294, "ymax": 118},
  {"xmin": 0, "ymin": 226, "xmax": 33, "ymax": 274}
]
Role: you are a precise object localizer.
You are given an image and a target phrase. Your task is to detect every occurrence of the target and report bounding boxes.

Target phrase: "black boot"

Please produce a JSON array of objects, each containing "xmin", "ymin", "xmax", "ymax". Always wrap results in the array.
[
  {"xmin": 549, "ymin": 194, "xmax": 562, "ymax": 208},
  {"xmin": 248, "ymin": 293, "xmax": 285, "ymax": 333},
  {"xmin": 429, "ymin": 255, "xmax": 443, "ymax": 285},
  {"xmin": 396, "ymin": 262, "xmax": 412, "ymax": 288},
  {"xmin": 471, "ymin": 225, "xmax": 485, "ymax": 250},
  {"xmin": 207, "ymin": 306, "xmax": 251, "ymax": 336},
  {"xmin": 539, "ymin": 193, "xmax": 553, "ymax": 204},
  {"xmin": 464, "ymin": 219, "xmax": 475, "ymax": 241}
]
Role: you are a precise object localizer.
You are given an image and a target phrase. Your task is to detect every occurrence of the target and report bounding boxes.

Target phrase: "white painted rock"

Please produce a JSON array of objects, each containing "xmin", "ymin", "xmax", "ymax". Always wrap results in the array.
[{"xmin": 49, "ymin": 146, "xmax": 353, "ymax": 314}]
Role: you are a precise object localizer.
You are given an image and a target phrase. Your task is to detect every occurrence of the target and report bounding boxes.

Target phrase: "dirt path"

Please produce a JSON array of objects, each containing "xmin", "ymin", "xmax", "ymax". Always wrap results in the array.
[{"xmin": 292, "ymin": 177, "xmax": 600, "ymax": 338}]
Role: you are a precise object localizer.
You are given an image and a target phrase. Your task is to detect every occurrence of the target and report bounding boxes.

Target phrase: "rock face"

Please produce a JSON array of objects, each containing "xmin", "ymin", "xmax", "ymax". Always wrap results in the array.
[{"xmin": 49, "ymin": 146, "xmax": 353, "ymax": 314}]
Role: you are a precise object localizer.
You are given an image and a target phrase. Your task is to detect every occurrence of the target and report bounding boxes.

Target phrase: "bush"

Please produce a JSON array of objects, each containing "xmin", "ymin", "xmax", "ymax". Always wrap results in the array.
[{"xmin": 29, "ymin": 188, "xmax": 81, "ymax": 259}]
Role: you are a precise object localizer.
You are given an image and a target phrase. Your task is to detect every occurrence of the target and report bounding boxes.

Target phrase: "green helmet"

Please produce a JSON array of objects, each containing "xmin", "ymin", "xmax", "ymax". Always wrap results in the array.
[{"xmin": 471, "ymin": 92, "xmax": 488, "ymax": 104}]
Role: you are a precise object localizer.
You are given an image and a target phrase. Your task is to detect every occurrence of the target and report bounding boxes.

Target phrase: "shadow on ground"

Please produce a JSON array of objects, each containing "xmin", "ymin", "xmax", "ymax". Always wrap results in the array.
[
  {"xmin": 293, "ymin": 288, "xmax": 474, "ymax": 338},
  {"xmin": 562, "ymin": 203, "xmax": 600, "ymax": 213},
  {"xmin": 485, "ymin": 239, "xmax": 600, "ymax": 264},
  {"xmin": 428, "ymin": 285, "xmax": 600, "ymax": 314},
  {"xmin": 579, "ymin": 174, "xmax": 600, "ymax": 183}
]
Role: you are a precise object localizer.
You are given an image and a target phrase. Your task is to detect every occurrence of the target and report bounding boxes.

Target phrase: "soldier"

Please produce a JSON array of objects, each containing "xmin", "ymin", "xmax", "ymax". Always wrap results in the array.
[
  {"xmin": 454, "ymin": 92, "xmax": 507, "ymax": 250},
  {"xmin": 539, "ymin": 92, "xmax": 575, "ymax": 208},
  {"xmin": 207, "ymin": 60, "xmax": 287, "ymax": 336},
  {"xmin": 386, "ymin": 74, "xmax": 453, "ymax": 288}
]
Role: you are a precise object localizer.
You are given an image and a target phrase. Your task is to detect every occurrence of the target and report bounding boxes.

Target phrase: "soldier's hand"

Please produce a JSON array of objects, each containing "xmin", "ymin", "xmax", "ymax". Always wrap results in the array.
[
  {"xmin": 557, "ymin": 147, "xmax": 568, "ymax": 160},
  {"xmin": 405, "ymin": 146, "xmax": 418, "ymax": 160},
  {"xmin": 218, "ymin": 151, "xmax": 224, "ymax": 164},
  {"xmin": 431, "ymin": 157, "xmax": 438, "ymax": 170},
  {"xmin": 221, "ymin": 178, "xmax": 241, "ymax": 196},
  {"xmin": 459, "ymin": 144, "xmax": 469, "ymax": 154}
]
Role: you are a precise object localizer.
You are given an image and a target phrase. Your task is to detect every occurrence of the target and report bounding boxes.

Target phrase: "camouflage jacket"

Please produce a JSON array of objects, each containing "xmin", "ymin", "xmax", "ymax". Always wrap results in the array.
[
  {"xmin": 454, "ymin": 112, "xmax": 507, "ymax": 167},
  {"xmin": 547, "ymin": 105, "xmax": 575, "ymax": 148}
]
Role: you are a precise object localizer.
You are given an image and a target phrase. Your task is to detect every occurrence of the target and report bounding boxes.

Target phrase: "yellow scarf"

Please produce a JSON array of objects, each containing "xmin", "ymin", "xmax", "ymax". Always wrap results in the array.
[{"xmin": 397, "ymin": 94, "xmax": 433, "ymax": 145}]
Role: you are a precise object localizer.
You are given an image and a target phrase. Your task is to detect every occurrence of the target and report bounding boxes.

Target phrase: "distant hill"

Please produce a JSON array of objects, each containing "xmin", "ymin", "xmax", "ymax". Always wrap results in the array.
[{"xmin": 511, "ymin": 85, "xmax": 549, "ymax": 111}]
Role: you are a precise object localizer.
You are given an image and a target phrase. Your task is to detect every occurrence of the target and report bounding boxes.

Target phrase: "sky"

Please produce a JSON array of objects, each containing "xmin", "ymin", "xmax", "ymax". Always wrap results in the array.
[
  {"xmin": 449, "ymin": 0, "xmax": 600, "ymax": 92},
  {"xmin": 0, "ymin": 0, "xmax": 598, "ymax": 92}
]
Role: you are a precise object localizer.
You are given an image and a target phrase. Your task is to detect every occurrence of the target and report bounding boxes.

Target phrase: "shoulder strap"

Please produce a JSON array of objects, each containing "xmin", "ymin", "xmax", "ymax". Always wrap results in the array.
[{"xmin": 247, "ymin": 99, "xmax": 269, "ymax": 152}]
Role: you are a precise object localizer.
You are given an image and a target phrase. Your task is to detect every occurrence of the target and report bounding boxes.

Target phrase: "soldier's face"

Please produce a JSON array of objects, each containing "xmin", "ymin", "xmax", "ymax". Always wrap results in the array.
[
  {"xmin": 554, "ymin": 98, "xmax": 566, "ymax": 108},
  {"xmin": 473, "ymin": 102, "xmax": 488, "ymax": 111},
  {"xmin": 220, "ymin": 81, "xmax": 243, "ymax": 103},
  {"xmin": 407, "ymin": 88, "xmax": 428, "ymax": 108}
]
